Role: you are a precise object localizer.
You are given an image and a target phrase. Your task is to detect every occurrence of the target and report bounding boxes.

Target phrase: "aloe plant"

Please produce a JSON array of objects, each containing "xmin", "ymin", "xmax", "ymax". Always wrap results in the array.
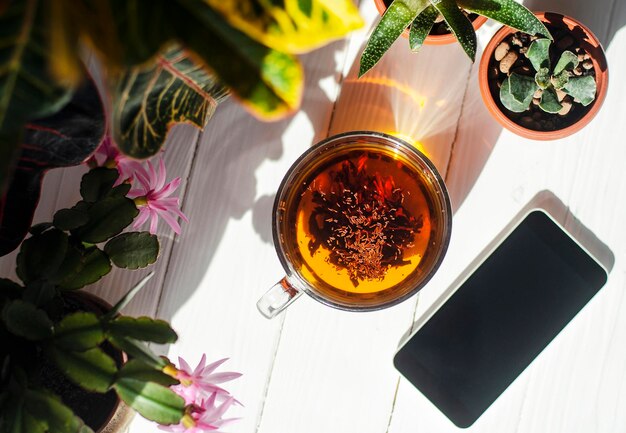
[
  {"xmin": 359, "ymin": 0, "xmax": 551, "ymax": 77},
  {"xmin": 0, "ymin": 0, "xmax": 363, "ymax": 198},
  {"xmin": 500, "ymin": 38, "xmax": 597, "ymax": 114}
]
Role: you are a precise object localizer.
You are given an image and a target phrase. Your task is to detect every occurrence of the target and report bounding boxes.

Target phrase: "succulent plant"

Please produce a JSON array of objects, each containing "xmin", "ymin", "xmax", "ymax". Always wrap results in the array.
[
  {"xmin": 359, "ymin": 0, "xmax": 551, "ymax": 77},
  {"xmin": 499, "ymin": 38, "xmax": 597, "ymax": 115}
]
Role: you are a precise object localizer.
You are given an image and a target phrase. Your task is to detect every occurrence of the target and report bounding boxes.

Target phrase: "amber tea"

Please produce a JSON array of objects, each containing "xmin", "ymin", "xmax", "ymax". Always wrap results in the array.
[{"xmin": 272, "ymin": 135, "xmax": 451, "ymax": 311}]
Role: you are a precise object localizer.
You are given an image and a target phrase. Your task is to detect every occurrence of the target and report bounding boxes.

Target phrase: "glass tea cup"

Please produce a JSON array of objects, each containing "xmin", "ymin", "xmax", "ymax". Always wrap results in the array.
[{"xmin": 257, "ymin": 131, "xmax": 452, "ymax": 318}]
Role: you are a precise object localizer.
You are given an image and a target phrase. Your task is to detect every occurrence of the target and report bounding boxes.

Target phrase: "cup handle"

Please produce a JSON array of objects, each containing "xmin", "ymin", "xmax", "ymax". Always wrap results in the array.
[{"xmin": 257, "ymin": 277, "xmax": 301, "ymax": 319}]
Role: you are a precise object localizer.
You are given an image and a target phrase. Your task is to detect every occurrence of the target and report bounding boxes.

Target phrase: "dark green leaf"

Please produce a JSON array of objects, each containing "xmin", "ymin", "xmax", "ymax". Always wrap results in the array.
[
  {"xmin": 109, "ymin": 183, "xmax": 131, "ymax": 198},
  {"xmin": 554, "ymin": 50, "xmax": 579, "ymax": 75},
  {"xmin": 21, "ymin": 412, "xmax": 46, "ymax": 433},
  {"xmin": 72, "ymin": 195, "xmax": 138, "ymax": 243},
  {"xmin": 500, "ymin": 75, "xmax": 535, "ymax": 112},
  {"xmin": 104, "ymin": 272, "xmax": 155, "ymax": 319},
  {"xmin": 109, "ymin": 317, "xmax": 177, "ymax": 344},
  {"xmin": 535, "ymin": 67, "xmax": 551, "ymax": 89},
  {"xmin": 53, "ymin": 312, "xmax": 104, "ymax": 351},
  {"xmin": 409, "ymin": 5, "xmax": 438, "ymax": 51},
  {"xmin": 359, "ymin": 0, "xmax": 430, "ymax": 76},
  {"xmin": 16, "ymin": 229, "xmax": 68, "ymax": 284},
  {"xmin": 53, "ymin": 208, "xmax": 89, "ymax": 231},
  {"xmin": 458, "ymin": 0, "xmax": 551, "ymax": 39},
  {"xmin": 22, "ymin": 281, "xmax": 56, "ymax": 307},
  {"xmin": 2, "ymin": 300, "xmax": 52, "ymax": 340},
  {"xmin": 508, "ymin": 73, "xmax": 538, "ymax": 105},
  {"xmin": 104, "ymin": 232, "xmax": 159, "ymax": 269},
  {"xmin": 108, "ymin": 336, "xmax": 165, "ymax": 369},
  {"xmin": 117, "ymin": 360, "xmax": 178, "ymax": 387},
  {"xmin": 432, "ymin": 0, "xmax": 476, "ymax": 60},
  {"xmin": 0, "ymin": 77, "xmax": 104, "ymax": 257},
  {"xmin": 58, "ymin": 248, "xmax": 112, "ymax": 291},
  {"xmin": 24, "ymin": 389, "xmax": 94, "ymax": 433},
  {"xmin": 0, "ymin": 0, "xmax": 73, "ymax": 196},
  {"xmin": 113, "ymin": 378, "xmax": 184, "ymax": 425},
  {"xmin": 28, "ymin": 223, "xmax": 52, "ymax": 235},
  {"xmin": 563, "ymin": 76, "xmax": 597, "ymax": 106},
  {"xmin": 527, "ymin": 38, "xmax": 551, "ymax": 72},
  {"xmin": 48, "ymin": 347, "xmax": 117, "ymax": 393},
  {"xmin": 113, "ymin": 45, "xmax": 228, "ymax": 159},
  {"xmin": 539, "ymin": 87, "xmax": 563, "ymax": 113},
  {"xmin": 80, "ymin": 168, "xmax": 119, "ymax": 203}
]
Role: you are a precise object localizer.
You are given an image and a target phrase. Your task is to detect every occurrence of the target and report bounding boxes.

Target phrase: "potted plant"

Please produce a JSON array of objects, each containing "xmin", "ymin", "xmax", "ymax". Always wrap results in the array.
[
  {"xmin": 478, "ymin": 12, "xmax": 609, "ymax": 140},
  {"xmin": 359, "ymin": 0, "xmax": 549, "ymax": 77},
  {"xmin": 0, "ymin": 140, "xmax": 241, "ymax": 433}
]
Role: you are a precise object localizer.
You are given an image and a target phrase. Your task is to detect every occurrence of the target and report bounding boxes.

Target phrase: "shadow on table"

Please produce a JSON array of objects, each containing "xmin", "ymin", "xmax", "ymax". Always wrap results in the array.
[
  {"xmin": 155, "ymin": 40, "xmax": 344, "ymax": 318},
  {"xmin": 524, "ymin": 0, "xmax": 626, "ymax": 48}
]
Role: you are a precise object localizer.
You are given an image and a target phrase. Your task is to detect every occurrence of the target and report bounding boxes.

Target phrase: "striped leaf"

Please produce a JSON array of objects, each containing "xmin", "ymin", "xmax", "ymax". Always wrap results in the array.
[
  {"xmin": 0, "ymin": 0, "xmax": 73, "ymax": 195},
  {"xmin": 409, "ymin": 5, "xmax": 439, "ymax": 51},
  {"xmin": 113, "ymin": 46, "xmax": 228, "ymax": 158},
  {"xmin": 432, "ymin": 0, "xmax": 476, "ymax": 61}
]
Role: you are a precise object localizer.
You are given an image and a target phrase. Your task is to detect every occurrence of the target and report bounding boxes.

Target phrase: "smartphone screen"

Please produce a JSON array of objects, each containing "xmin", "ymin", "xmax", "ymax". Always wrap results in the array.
[{"xmin": 393, "ymin": 210, "xmax": 608, "ymax": 428}]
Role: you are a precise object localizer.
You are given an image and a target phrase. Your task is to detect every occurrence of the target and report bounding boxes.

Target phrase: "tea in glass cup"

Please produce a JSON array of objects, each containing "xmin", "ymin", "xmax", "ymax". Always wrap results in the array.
[{"xmin": 258, "ymin": 131, "xmax": 451, "ymax": 317}]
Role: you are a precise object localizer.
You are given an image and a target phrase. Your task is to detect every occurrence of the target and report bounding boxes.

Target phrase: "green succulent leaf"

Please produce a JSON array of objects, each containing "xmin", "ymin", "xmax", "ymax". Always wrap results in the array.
[
  {"xmin": 108, "ymin": 335, "xmax": 166, "ymax": 369},
  {"xmin": 71, "ymin": 195, "xmax": 138, "ymax": 243},
  {"xmin": 104, "ymin": 272, "xmax": 155, "ymax": 319},
  {"xmin": 458, "ymin": 0, "xmax": 551, "ymax": 39},
  {"xmin": 53, "ymin": 312, "xmax": 104, "ymax": 351},
  {"xmin": 1, "ymin": 299, "xmax": 52, "ymax": 340},
  {"xmin": 58, "ymin": 247, "xmax": 112, "ymax": 291},
  {"xmin": 0, "ymin": 0, "xmax": 73, "ymax": 194},
  {"xmin": 48, "ymin": 347, "xmax": 117, "ymax": 393},
  {"xmin": 554, "ymin": 50, "xmax": 579, "ymax": 75},
  {"xmin": 359, "ymin": 0, "xmax": 430, "ymax": 77},
  {"xmin": 28, "ymin": 222, "xmax": 53, "ymax": 235},
  {"xmin": 539, "ymin": 87, "xmax": 563, "ymax": 113},
  {"xmin": 22, "ymin": 281, "xmax": 56, "ymax": 307},
  {"xmin": 551, "ymin": 70, "xmax": 570, "ymax": 90},
  {"xmin": 117, "ymin": 360, "xmax": 179, "ymax": 387},
  {"xmin": 508, "ymin": 73, "xmax": 538, "ymax": 104},
  {"xmin": 500, "ymin": 75, "xmax": 535, "ymax": 113},
  {"xmin": 104, "ymin": 232, "xmax": 159, "ymax": 269},
  {"xmin": 53, "ymin": 208, "xmax": 89, "ymax": 231},
  {"xmin": 409, "ymin": 5, "xmax": 438, "ymax": 51},
  {"xmin": 24, "ymin": 389, "xmax": 94, "ymax": 433},
  {"xmin": 432, "ymin": 0, "xmax": 476, "ymax": 61},
  {"xmin": 527, "ymin": 38, "xmax": 551, "ymax": 72},
  {"xmin": 175, "ymin": 3, "xmax": 303, "ymax": 119},
  {"xmin": 535, "ymin": 67, "xmax": 551, "ymax": 89},
  {"xmin": 108, "ymin": 316, "xmax": 177, "ymax": 344},
  {"xmin": 113, "ymin": 45, "xmax": 228, "ymax": 159},
  {"xmin": 80, "ymin": 168, "xmax": 119, "ymax": 203},
  {"xmin": 563, "ymin": 75, "xmax": 597, "ymax": 106},
  {"xmin": 113, "ymin": 378, "xmax": 184, "ymax": 425},
  {"xmin": 16, "ymin": 229, "xmax": 68, "ymax": 284}
]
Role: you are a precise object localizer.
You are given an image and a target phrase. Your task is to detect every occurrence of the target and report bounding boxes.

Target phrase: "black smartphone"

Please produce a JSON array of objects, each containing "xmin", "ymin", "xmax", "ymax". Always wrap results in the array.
[{"xmin": 393, "ymin": 209, "xmax": 608, "ymax": 428}]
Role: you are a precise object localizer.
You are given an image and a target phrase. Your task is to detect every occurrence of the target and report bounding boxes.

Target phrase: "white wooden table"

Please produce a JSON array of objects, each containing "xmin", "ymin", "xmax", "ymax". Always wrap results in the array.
[{"xmin": 3, "ymin": 0, "xmax": 626, "ymax": 431}]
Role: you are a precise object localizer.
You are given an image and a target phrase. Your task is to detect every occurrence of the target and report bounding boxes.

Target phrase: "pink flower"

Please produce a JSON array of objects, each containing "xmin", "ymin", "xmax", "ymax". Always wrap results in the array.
[
  {"xmin": 160, "ymin": 355, "xmax": 242, "ymax": 433},
  {"xmin": 88, "ymin": 135, "xmax": 142, "ymax": 186},
  {"xmin": 128, "ymin": 158, "xmax": 188, "ymax": 235}
]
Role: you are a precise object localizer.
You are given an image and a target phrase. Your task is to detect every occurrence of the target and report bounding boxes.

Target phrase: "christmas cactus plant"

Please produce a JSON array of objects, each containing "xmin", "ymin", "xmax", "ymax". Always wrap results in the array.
[
  {"xmin": 499, "ymin": 38, "xmax": 597, "ymax": 115},
  {"xmin": 359, "ymin": 0, "xmax": 551, "ymax": 76}
]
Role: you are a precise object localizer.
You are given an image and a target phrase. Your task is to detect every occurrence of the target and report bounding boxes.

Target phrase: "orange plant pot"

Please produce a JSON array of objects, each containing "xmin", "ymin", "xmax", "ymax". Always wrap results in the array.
[
  {"xmin": 478, "ymin": 12, "xmax": 609, "ymax": 140},
  {"xmin": 373, "ymin": 0, "xmax": 488, "ymax": 43}
]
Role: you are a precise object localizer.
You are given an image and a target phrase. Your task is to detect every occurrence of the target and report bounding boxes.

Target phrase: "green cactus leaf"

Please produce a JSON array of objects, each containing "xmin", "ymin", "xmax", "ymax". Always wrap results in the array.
[
  {"xmin": 58, "ymin": 247, "xmax": 112, "ymax": 291},
  {"xmin": 108, "ymin": 335, "xmax": 166, "ymax": 369},
  {"xmin": 16, "ymin": 229, "xmax": 68, "ymax": 284},
  {"xmin": 80, "ymin": 168, "xmax": 118, "ymax": 203},
  {"xmin": 53, "ymin": 312, "xmax": 104, "ymax": 351},
  {"xmin": 409, "ymin": 5, "xmax": 438, "ymax": 51},
  {"xmin": 539, "ymin": 87, "xmax": 563, "ymax": 113},
  {"xmin": 554, "ymin": 50, "xmax": 579, "ymax": 75},
  {"xmin": 104, "ymin": 232, "xmax": 159, "ymax": 270},
  {"xmin": 459, "ymin": 0, "xmax": 551, "ymax": 39},
  {"xmin": 535, "ymin": 67, "xmax": 551, "ymax": 89},
  {"xmin": 527, "ymin": 39, "xmax": 551, "ymax": 72},
  {"xmin": 432, "ymin": 0, "xmax": 476, "ymax": 61},
  {"xmin": 53, "ymin": 208, "xmax": 89, "ymax": 231},
  {"xmin": 24, "ymin": 389, "xmax": 94, "ymax": 433},
  {"xmin": 2, "ymin": 299, "xmax": 53, "ymax": 340},
  {"xmin": 48, "ymin": 347, "xmax": 117, "ymax": 393},
  {"xmin": 500, "ymin": 75, "xmax": 535, "ymax": 112},
  {"xmin": 113, "ymin": 378, "xmax": 184, "ymax": 425},
  {"xmin": 551, "ymin": 70, "xmax": 570, "ymax": 90},
  {"xmin": 563, "ymin": 76, "xmax": 597, "ymax": 106},
  {"xmin": 117, "ymin": 360, "xmax": 179, "ymax": 386},
  {"xmin": 108, "ymin": 316, "xmax": 178, "ymax": 344},
  {"xmin": 71, "ymin": 195, "xmax": 138, "ymax": 244},
  {"xmin": 359, "ymin": 0, "xmax": 430, "ymax": 77}
]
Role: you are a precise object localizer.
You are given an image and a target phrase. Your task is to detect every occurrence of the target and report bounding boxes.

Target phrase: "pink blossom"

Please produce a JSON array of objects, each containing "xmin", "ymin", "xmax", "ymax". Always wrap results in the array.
[
  {"xmin": 171, "ymin": 355, "xmax": 241, "ymax": 405},
  {"xmin": 128, "ymin": 158, "xmax": 188, "ymax": 235},
  {"xmin": 160, "ymin": 394, "xmax": 238, "ymax": 433},
  {"xmin": 88, "ymin": 135, "xmax": 142, "ymax": 186}
]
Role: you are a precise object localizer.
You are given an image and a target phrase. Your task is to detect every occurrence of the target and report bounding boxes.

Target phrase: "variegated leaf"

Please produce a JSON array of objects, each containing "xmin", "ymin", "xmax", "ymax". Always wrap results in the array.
[
  {"xmin": 193, "ymin": 0, "xmax": 364, "ymax": 54},
  {"xmin": 113, "ymin": 46, "xmax": 228, "ymax": 158}
]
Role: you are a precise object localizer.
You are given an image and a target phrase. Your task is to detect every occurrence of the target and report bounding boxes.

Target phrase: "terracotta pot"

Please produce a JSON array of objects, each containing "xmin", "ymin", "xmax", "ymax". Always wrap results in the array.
[
  {"xmin": 64, "ymin": 292, "xmax": 135, "ymax": 433},
  {"xmin": 478, "ymin": 12, "xmax": 609, "ymax": 140},
  {"xmin": 373, "ymin": 0, "xmax": 487, "ymax": 43}
]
